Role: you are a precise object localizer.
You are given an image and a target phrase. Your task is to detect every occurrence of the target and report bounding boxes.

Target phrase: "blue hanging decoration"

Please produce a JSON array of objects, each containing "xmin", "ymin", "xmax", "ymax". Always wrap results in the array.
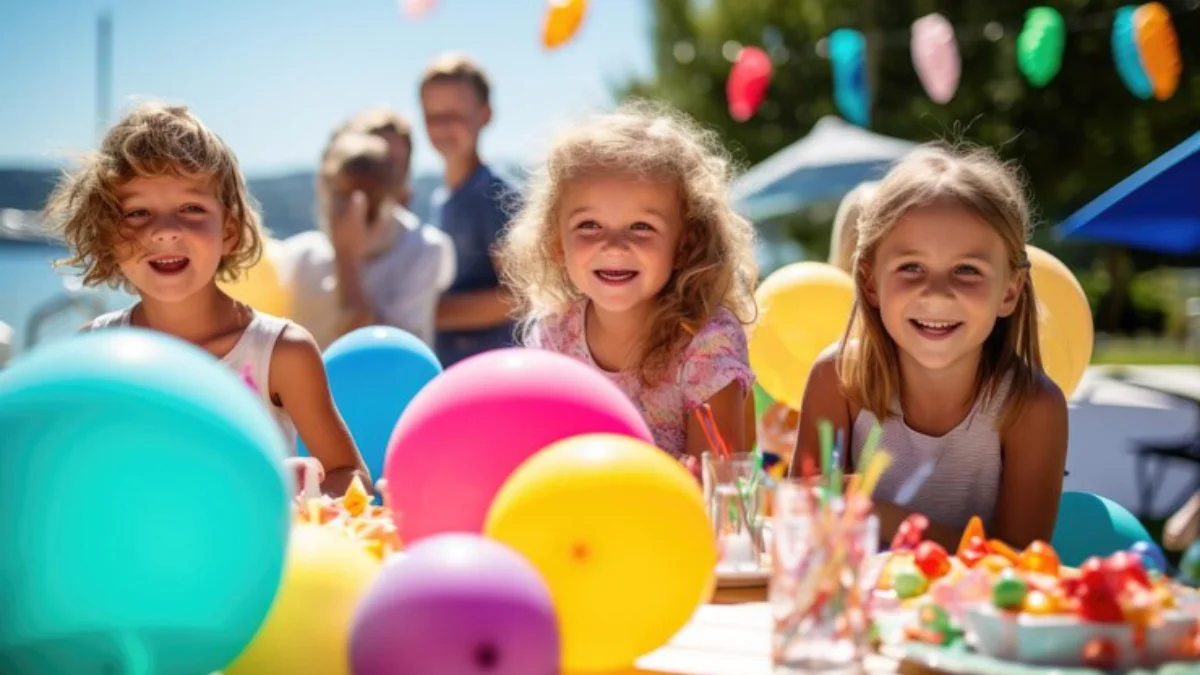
[
  {"xmin": 829, "ymin": 28, "xmax": 870, "ymax": 127},
  {"xmin": 1112, "ymin": 5, "xmax": 1154, "ymax": 100}
]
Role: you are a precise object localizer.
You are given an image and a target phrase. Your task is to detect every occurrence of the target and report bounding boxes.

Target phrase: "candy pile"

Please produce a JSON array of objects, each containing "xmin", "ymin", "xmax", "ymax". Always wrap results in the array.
[
  {"xmin": 292, "ymin": 476, "xmax": 401, "ymax": 561},
  {"xmin": 875, "ymin": 515, "xmax": 1027, "ymax": 607}
]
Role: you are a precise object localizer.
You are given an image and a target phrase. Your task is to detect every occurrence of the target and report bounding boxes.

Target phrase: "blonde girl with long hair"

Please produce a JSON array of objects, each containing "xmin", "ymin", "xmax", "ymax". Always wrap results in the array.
[{"xmin": 793, "ymin": 144, "xmax": 1068, "ymax": 550}]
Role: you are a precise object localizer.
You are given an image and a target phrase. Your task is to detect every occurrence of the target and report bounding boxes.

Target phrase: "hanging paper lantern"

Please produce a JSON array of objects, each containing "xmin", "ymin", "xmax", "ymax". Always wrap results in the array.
[
  {"xmin": 543, "ymin": 0, "xmax": 588, "ymax": 50},
  {"xmin": 400, "ymin": 0, "xmax": 437, "ymax": 19},
  {"xmin": 829, "ymin": 29, "xmax": 870, "ymax": 128},
  {"xmin": 1112, "ymin": 6, "xmax": 1154, "ymax": 100},
  {"xmin": 1133, "ymin": 2, "xmax": 1182, "ymax": 101},
  {"xmin": 726, "ymin": 46, "xmax": 773, "ymax": 122},
  {"xmin": 911, "ymin": 13, "xmax": 960, "ymax": 104},
  {"xmin": 1017, "ymin": 7, "xmax": 1066, "ymax": 88}
]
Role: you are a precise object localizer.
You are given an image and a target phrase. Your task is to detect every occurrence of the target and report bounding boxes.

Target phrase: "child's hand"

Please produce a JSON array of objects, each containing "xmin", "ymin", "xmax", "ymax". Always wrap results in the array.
[
  {"xmin": 329, "ymin": 190, "xmax": 370, "ymax": 260},
  {"xmin": 680, "ymin": 455, "xmax": 703, "ymax": 484},
  {"xmin": 284, "ymin": 457, "xmax": 325, "ymax": 498}
]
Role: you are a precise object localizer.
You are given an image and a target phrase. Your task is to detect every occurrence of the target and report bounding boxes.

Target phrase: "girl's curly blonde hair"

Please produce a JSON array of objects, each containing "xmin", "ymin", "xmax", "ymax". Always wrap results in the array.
[
  {"xmin": 45, "ymin": 100, "xmax": 264, "ymax": 289},
  {"xmin": 498, "ymin": 99, "xmax": 758, "ymax": 384}
]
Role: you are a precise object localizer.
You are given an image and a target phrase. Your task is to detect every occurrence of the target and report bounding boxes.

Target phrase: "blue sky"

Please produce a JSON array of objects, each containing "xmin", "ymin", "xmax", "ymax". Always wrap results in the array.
[{"xmin": 0, "ymin": 0, "xmax": 653, "ymax": 176}]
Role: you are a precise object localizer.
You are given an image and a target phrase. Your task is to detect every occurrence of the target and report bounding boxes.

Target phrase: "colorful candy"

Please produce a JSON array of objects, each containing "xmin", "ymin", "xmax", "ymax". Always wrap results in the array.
[
  {"xmin": 891, "ymin": 514, "xmax": 929, "ymax": 551},
  {"xmin": 894, "ymin": 566, "xmax": 930, "ymax": 599},
  {"xmin": 979, "ymin": 554, "xmax": 1014, "ymax": 574},
  {"xmin": 959, "ymin": 536, "xmax": 990, "ymax": 568},
  {"xmin": 914, "ymin": 541, "xmax": 952, "ymax": 579},
  {"xmin": 293, "ymin": 476, "xmax": 401, "ymax": 562},
  {"xmin": 1022, "ymin": 589, "xmax": 1058, "ymax": 615},
  {"xmin": 957, "ymin": 516, "xmax": 985, "ymax": 556},
  {"xmin": 992, "ymin": 569, "xmax": 1028, "ymax": 611},
  {"xmin": 1018, "ymin": 540, "xmax": 1060, "ymax": 576},
  {"xmin": 1081, "ymin": 636, "xmax": 1120, "ymax": 669},
  {"xmin": 1131, "ymin": 541, "xmax": 1168, "ymax": 574}
]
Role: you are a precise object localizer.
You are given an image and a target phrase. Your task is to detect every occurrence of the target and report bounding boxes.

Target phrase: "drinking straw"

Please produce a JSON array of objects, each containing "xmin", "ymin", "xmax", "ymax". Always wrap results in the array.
[{"xmin": 693, "ymin": 405, "xmax": 764, "ymax": 557}]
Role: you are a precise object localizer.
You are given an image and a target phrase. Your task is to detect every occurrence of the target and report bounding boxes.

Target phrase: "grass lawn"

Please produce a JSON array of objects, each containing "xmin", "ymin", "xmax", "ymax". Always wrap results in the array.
[{"xmin": 1091, "ymin": 337, "xmax": 1200, "ymax": 366}]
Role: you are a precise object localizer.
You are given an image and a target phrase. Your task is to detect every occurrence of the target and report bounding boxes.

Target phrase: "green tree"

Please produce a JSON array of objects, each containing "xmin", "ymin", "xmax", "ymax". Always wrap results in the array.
[{"xmin": 620, "ymin": 0, "xmax": 1200, "ymax": 330}]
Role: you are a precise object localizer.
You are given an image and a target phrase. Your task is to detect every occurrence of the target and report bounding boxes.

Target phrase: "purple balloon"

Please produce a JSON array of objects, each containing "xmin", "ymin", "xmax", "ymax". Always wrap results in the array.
[{"xmin": 350, "ymin": 534, "xmax": 559, "ymax": 675}]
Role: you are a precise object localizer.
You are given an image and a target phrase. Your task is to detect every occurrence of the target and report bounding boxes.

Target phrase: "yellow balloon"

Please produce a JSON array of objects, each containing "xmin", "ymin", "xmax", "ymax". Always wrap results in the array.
[
  {"xmin": 484, "ymin": 434, "xmax": 716, "ymax": 673},
  {"xmin": 225, "ymin": 526, "xmax": 382, "ymax": 675},
  {"xmin": 220, "ymin": 238, "xmax": 291, "ymax": 317},
  {"xmin": 749, "ymin": 262, "xmax": 856, "ymax": 409},
  {"xmin": 1027, "ymin": 246, "xmax": 1093, "ymax": 398}
]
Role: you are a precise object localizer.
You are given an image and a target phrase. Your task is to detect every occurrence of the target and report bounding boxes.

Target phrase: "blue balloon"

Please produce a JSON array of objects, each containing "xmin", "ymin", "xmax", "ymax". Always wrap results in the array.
[
  {"xmin": 300, "ymin": 326, "xmax": 441, "ymax": 481},
  {"xmin": 1112, "ymin": 6, "xmax": 1154, "ymax": 100},
  {"xmin": 1052, "ymin": 491, "xmax": 1154, "ymax": 567},
  {"xmin": 0, "ymin": 328, "xmax": 291, "ymax": 675},
  {"xmin": 1130, "ymin": 540, "xmax": 1169, "ymax": 573}
]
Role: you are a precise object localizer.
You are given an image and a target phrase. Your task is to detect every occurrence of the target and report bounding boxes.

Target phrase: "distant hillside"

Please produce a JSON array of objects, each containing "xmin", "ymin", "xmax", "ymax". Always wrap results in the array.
[{"xmin": 0, "ymin": 166, "xmax": 517, "ymax": 242}]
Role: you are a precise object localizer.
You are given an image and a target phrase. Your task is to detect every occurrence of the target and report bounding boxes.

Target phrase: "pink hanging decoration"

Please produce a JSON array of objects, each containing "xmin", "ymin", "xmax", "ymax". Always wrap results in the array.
[
  {"xmin": 400, "ymin": 0, "xmax": 438, "ymax": 19},
  {"xmin": 726, "ymin": 46, "xmax": 773, "ymax": 122},
  {"xmin": 910, "ymin": 13, "xmax": 961, "ymax": 104}
]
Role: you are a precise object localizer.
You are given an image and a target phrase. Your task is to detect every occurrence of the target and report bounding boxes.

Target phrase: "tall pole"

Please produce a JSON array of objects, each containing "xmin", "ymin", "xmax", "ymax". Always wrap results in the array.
[{"xmin": 95, "ymin": 10, "xmax": 112, "ymax": 141}]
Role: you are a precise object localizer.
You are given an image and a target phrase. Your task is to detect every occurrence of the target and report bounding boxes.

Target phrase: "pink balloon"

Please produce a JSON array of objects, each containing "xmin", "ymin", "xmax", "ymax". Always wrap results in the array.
[
  {"xmin": 726, "ymin": 46, "xmax": 773, "ymax": 122},
  {"xmin": 911, "ymin": 13, "xmax": 960, "ymax": 104},
  {"xmin": 400, "ymin": 0, "xmax": 437, "ymax": 19},
  {"xmin": 382, "ymin": 348, "xmax": 653, "ymax": 543}
]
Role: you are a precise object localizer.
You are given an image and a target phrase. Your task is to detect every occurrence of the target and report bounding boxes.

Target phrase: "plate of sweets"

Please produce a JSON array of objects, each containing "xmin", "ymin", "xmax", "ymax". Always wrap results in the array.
[
  {"xmin": 292, "ymin": 472, "xmax": 402, "ymax": 562},
  {"xmin": 963, "ymin": 549, "xmax": 1200, "ymax": 669}
]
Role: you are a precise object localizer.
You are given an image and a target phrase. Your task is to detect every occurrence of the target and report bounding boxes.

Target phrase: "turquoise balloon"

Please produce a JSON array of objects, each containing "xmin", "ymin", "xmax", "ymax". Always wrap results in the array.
[
  {"xmin": 0, "ymin": 328, "xmax": 292, "ymax": 675},
  {"xmin": 829, "ymin": 29, "xmax": 870, "ymax": 128},
  {"xmin": 1112, "ymin": 6, "xmax": 1154, "ymax": 100},
  {"xmin": 1052, "ymin": 491, "xmax": 1153, "ymax": 568}
]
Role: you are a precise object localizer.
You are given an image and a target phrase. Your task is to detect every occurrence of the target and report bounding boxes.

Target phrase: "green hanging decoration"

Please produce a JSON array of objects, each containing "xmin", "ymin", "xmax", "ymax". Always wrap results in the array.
[{"xmin": 1017, "ymin": 6, "xmax": 1067, "ymax": 88}]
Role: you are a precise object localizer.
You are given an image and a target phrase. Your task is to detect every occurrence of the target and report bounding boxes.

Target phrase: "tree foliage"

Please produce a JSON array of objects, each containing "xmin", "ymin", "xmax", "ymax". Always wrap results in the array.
[{"xmin": 620, "ymin": 0, "xmax": 1198, "ymax": 230}]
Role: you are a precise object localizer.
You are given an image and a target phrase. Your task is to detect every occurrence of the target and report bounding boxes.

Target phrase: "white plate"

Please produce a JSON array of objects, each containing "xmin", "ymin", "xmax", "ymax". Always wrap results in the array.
[
  {"xmin": 716, "ymin": 562, "xmax": 769, "ymax": 588},
  {"xmin": 966, "ymin": 604, "xmax": 1196, "ymax": 668}
]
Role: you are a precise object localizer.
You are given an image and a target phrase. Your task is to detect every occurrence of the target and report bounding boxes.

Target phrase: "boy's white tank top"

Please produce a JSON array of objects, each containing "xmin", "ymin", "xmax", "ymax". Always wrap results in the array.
[
  {"xmin": 88, "ymin": 307, "xmax": 299, "ymax": 453},
  {"xmin": 851, "ymin": 377, "xmax": 1010, "ymax": 533}
]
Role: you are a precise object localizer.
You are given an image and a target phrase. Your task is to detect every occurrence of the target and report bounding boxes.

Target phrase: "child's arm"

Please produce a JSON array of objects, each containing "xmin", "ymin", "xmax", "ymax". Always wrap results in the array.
[
  {"xmin": 269, "ymin": 325, "xmax": 372, "ymax": 496},
  {"xmin": 790, "ymin": 351, "xmax": 852, "ymax": 475},
  {"xmin": 792, "ymin": 350, "xmax": 963, "ymax": 550},
  {"xmin": 684, "ymin": 381, "xmax": 747, "ymax": 458},
  {"xmin": 993, "ymin": 375, "xmax": 1069, "ymax": 549},
  {"xmin": 680, "ymin": 311, "xmax": 754, "ymax": 459}
]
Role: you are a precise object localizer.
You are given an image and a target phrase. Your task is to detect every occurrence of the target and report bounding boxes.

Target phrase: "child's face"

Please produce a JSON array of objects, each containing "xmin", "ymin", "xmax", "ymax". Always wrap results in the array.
[
  {"xmin": 558, "ymin": 175, "xmax": 683, "ymax": 316},
  {"xmin": 868, "ymin": 206, "xmax": 1022, "ymax": 372},
  {"xmin": 115, "ymin": 175, "xmax": 232, "ymax": 303},
  {"xmin": 420, "ymin": 80, "xmax": 490, "ymax": 162}
]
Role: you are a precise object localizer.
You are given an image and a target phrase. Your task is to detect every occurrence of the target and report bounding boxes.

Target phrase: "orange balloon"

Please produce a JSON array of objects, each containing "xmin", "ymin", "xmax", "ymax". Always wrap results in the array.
[
  {"xmin": 1133, "ymin": 2, "xmax": 1182, "ymax": 101},
  {"xmin": 542, "ymin": 0, "xmax": 587, "ymax": 50}
]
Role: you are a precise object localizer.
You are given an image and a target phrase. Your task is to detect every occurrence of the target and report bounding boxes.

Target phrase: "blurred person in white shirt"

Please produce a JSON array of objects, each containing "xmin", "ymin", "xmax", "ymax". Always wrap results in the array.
[{"xmin": 285, "ymin": 109, "xmax": 455, "ymax": 349}]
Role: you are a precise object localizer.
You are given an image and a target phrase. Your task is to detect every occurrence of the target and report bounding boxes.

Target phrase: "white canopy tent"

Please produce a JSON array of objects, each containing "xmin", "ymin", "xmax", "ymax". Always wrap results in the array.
[{"xmin": 731, "ymin": 116, "xmax": 916, "ymax": 224}]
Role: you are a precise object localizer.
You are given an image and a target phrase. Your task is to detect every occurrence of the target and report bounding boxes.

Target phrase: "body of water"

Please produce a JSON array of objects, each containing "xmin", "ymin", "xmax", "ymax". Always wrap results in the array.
[{"xmin": 0, "ymin": 240, "xmax": 133, "ymax": 359}]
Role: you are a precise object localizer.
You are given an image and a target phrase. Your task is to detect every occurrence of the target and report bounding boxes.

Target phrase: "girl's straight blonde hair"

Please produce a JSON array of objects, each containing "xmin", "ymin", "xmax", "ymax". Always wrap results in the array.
[{"xmin": 838, "ymin": 143, "xmax": 1043, "ymax": 430}]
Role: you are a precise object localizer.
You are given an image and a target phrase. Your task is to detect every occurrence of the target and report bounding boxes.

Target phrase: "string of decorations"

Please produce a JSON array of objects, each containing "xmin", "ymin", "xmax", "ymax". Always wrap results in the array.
[
  {"xmin": 726, "ymin": 2, "xmax": 1189, "ymax": 126},
  {"xmin": 397, "ymin": 0, "xmax": 1187, "ymax": 129}
]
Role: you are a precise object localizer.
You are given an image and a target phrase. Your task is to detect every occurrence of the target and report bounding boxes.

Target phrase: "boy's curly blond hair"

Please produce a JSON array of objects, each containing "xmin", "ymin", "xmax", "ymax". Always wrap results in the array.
[
  {"xmin": 498, "ymin": 99, "xmax": 758, "ymax": 384},
  {"xmin": 45, "ymin": 100, "xmax": 263, "ymax": 289}
]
